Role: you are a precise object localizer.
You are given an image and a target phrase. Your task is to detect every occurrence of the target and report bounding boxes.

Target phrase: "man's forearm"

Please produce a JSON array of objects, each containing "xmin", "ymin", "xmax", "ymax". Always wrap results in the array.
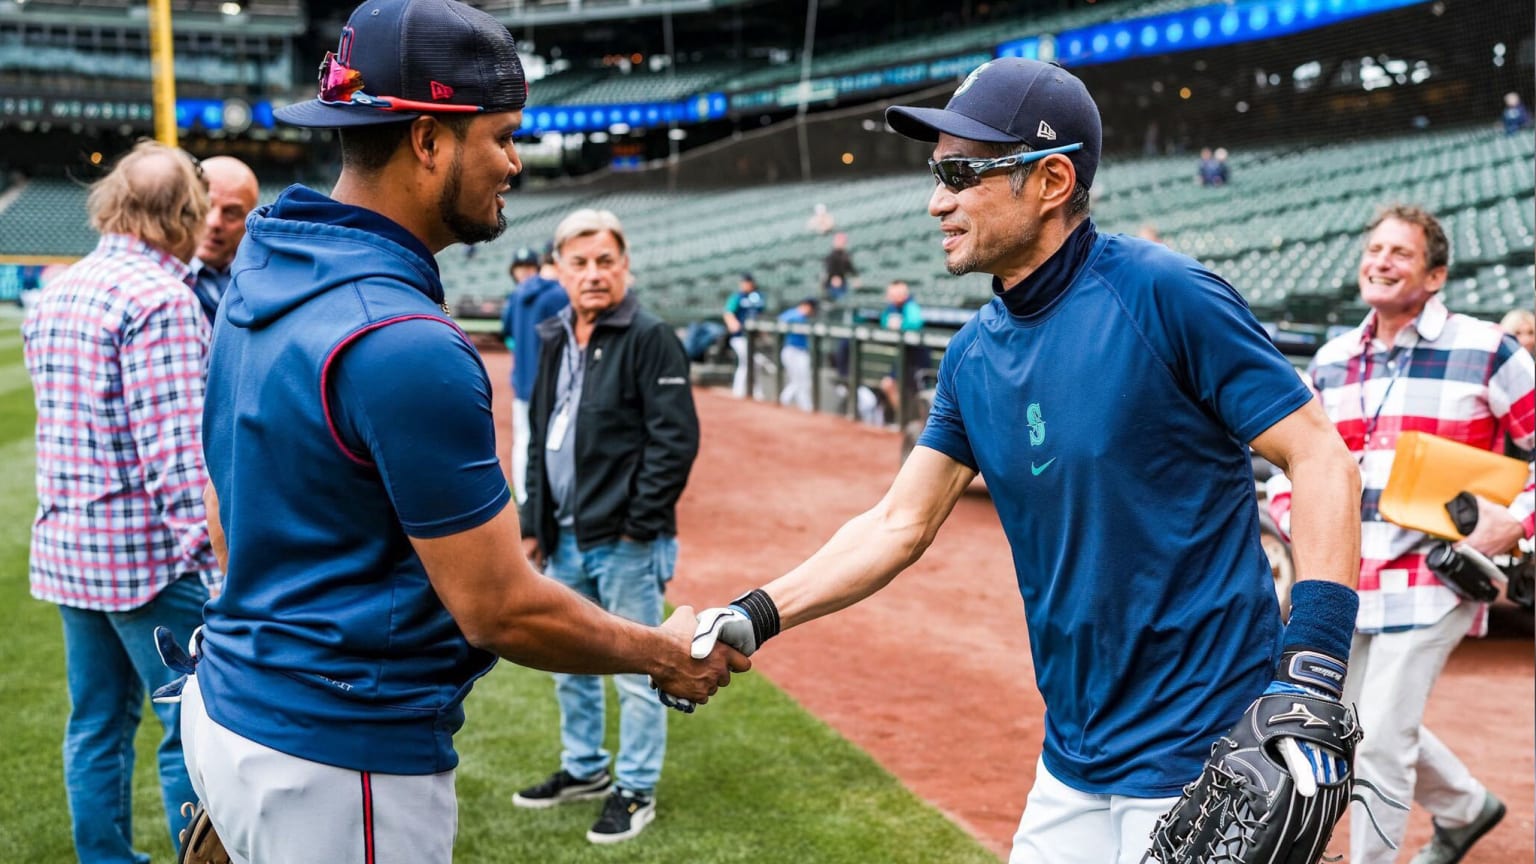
[
  {"xmin": 1285, "ymin": 447, "xmax": 1361, "ymax": 589},
  {"xmin": 755, "ymin": 448, "xmax": 972, "ymax": 630},
  {"xmin": 475, "ymin": 570, "xmax": 668, "ymax": 677},
  {"xmin": 761, "ymin": 503, "xmax": 933, "ymax": 630}
]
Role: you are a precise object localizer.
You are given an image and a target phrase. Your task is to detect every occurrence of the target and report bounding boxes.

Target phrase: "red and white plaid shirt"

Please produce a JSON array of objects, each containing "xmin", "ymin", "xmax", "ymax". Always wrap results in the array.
[
  {"xmin": 23, "ymin": 234, "xmax": 220, "ymax": 611},
  {"xmin": 1269, "ymin": 297, "xmax": 1536, "ymax": 634}
]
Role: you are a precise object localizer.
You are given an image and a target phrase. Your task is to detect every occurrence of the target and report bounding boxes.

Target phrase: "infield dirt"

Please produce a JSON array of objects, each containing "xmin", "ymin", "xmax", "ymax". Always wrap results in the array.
[{"xmin": 485, "ymin": 352, "xmax": 1532, "ymax": 862}]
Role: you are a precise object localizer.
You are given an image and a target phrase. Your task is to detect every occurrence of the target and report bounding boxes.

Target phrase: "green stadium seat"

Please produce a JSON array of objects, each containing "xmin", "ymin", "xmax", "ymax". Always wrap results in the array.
[{"xmin": 4, "ymin": 124, "xmax": 1524, "ymax": 330}]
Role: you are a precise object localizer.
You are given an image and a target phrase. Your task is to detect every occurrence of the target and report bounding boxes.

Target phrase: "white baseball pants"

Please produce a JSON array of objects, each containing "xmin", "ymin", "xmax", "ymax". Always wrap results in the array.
[
  {"xmin": 180, "ymin": 676, "xmax": 457, "ymax": 863},
  {"xmin": 1009, "ymin": 756, "xmax": 1179, "ymax": 864}
]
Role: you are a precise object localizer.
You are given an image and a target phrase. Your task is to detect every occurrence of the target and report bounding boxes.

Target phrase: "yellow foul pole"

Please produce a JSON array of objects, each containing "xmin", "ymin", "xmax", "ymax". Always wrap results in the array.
[{"xmin": 148, "ymin": 0, "xmax": 177, "ymax": 146}]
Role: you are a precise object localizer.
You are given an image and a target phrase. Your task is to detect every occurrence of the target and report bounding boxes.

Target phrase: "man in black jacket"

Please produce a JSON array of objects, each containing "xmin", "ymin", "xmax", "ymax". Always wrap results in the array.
[{"xmin": 514, "ymin": 208, "xmax": 700, "ymax": 845}]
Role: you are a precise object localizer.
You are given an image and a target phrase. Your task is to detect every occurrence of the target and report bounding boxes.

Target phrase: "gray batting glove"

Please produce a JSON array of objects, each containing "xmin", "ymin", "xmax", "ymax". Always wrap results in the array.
[
  {"xmin": 690, "ymin": 605, "xmax": 759, "ymax": 658},
  {"xmin": 658, "ymin": 589, "xmax": 780, "ymax": 713},
  {"xmin": 657, "ymin": 605, "xmax": 759, "ymax": 713}
]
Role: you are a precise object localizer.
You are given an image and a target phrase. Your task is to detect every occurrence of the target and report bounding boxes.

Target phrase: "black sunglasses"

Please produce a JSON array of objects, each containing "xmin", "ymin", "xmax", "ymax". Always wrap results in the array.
[{"xmin": 928, "ymin": 142, "xmax": 1083, "ymax": 192}]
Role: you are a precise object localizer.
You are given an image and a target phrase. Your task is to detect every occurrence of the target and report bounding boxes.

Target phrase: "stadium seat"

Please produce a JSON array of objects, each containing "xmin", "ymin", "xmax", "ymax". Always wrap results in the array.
[{"xmin": 2, "ymin": 125, "xmax": 1524, "ymax": 330}]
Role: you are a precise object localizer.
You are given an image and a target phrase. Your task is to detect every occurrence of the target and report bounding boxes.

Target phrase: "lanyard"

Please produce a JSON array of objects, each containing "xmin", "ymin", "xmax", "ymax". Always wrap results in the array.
[
  {"xmin": 554, "ymin": 322, "xmax": 586, "ymax": 417},
  {"xmin": 1355, "ymin": 340, "xmax": 1413, "ymax": 447}
]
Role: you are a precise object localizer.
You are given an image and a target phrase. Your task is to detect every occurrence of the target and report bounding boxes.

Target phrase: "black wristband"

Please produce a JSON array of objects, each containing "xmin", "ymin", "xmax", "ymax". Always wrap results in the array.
[{"xmin": 731, "ymin": 588, "xmax": 781, "ymax": 648}]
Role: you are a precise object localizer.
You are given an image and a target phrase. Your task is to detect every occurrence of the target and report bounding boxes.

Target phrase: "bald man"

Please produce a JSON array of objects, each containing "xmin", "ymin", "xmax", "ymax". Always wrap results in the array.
[{"xmin": 191, "ymin": 156, "xmax": 259, "ymax": 323}]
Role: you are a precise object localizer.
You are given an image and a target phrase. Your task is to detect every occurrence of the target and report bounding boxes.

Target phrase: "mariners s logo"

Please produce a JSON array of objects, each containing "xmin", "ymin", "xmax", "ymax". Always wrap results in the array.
[
  {"xmin": 1026, "ymin": 402, "xmax": 1046, "ymax": 446},
  {"xmin": 955, "ymin": 61, "xmax": 993, "ymax": 97}
]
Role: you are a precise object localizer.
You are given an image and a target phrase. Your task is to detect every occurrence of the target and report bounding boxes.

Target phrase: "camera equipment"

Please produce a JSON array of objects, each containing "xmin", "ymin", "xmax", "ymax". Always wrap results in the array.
[
  {"xmin": 1425, "ymin": 542, "xmax": 1502, "ymax": 603},
  {"xmin": 1424, "ymin": 492, "xmax": 1509, "ymax": 603}
]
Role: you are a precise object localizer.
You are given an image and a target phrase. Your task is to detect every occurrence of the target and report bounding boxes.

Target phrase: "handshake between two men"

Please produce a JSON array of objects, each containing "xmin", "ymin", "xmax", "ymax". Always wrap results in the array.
[
  {"xmin": 648, "ymin": 602, "xmax": 758, "ymax": 708},
  {"xmin": 654, "ymin": 590, "xmax": 780, "ymax": 713}
]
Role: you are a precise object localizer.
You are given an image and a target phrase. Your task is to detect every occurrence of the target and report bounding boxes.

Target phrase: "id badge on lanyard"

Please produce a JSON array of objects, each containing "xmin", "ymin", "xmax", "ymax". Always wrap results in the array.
[
  {"xmin": 1353, "ymin": 343, "xmax": 1412, "ymax": 455},
  {"xmin": 548, "ymin": 335, "xmax": 584, "ymax": 452},
  {"xmin": 546, "ymin": 406, "xmax": 570, "ymax": 451}
]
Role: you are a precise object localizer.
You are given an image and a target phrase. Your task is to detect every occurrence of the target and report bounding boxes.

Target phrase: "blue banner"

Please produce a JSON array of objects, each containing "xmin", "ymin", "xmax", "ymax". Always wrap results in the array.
[
  {"xmin": 522, "ymin": 92, "xmax": 727, "ymax": 135},
  {"xmin": 531, "ymin": 0, "xmax": 1427, "ymax": 130},
  {"xmin": 995, "ymin": 36, "xmax": 1042, "ymax": 60},
  {"xmin": 1055, "ymin": 0, "xmax": 1427, "ymax": 67}
]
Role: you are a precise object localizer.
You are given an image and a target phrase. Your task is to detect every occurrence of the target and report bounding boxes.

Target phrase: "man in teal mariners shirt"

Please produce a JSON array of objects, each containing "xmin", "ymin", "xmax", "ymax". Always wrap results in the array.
[{"xmin": 678, "ymin": 58, "xmax": 1366, "ymax": 864}]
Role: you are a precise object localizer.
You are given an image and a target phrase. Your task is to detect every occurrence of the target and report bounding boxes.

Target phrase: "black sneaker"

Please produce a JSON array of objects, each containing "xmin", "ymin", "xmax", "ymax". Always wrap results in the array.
[
  {"xmin": 511, "ymin": 768, "xmax": 612, "ymax": 809},
  {"xmin": 586, "ymin": 788, "xmax": 655, "ymax": 844}
]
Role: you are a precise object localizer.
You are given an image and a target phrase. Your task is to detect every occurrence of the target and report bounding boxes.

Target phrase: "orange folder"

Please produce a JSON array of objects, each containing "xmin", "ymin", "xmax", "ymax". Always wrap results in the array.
[{"xmin": 1378, "ymin": 431, "xmax": 1530, "ymax": 539}]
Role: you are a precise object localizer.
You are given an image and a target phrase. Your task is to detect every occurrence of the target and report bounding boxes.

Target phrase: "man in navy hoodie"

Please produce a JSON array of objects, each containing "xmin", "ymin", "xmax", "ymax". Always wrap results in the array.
[
  {"xmin": 500, "ymin": 245, "xmax": 568, "ymax": 504},
  {"xmin": 177, "ymin": 2, "xmax": 746, "ymax": 861}
]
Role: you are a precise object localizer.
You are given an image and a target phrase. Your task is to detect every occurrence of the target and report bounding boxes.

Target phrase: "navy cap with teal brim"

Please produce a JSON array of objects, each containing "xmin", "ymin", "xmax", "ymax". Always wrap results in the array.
[{"xmin": 886, "ymin": 58, "xmax": 1102, "ymax": 189}]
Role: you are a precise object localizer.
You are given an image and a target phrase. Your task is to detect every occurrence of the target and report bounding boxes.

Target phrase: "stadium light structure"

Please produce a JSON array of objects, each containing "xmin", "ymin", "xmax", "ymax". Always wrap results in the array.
[
  {"xmin": 794, "ymin": 0, "xmax": 819, "ymax": 183},
  {"xmin": 148, "ymin": 0, "xmax": 177, "ymax": 146}
]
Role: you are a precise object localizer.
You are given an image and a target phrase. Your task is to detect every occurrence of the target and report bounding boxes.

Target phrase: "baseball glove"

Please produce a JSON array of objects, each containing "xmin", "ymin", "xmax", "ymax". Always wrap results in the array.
[
  {"xmin": 177, "ymin": 801, "xmax": 231, "ymax": 864},
  {"xmin": 1144, "ymin": 692, "xmax": 1361, "ymax": 864}
]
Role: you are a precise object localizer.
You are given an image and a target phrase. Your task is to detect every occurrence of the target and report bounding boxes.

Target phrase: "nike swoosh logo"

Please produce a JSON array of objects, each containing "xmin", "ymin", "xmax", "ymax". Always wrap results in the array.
[{"xmin": 1030, "ymin": 458, "xmax": 1056, "ymax": 476}]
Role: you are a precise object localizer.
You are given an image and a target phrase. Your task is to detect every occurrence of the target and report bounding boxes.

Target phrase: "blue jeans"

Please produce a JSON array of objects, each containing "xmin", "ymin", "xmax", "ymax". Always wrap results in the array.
[
  {"xmin": 59, "ymin": 575, "xmax": 209, "ymax": 864},
  {"xmin": 546, "ymin": 532, "xmax": 676, "ymax": 794}
]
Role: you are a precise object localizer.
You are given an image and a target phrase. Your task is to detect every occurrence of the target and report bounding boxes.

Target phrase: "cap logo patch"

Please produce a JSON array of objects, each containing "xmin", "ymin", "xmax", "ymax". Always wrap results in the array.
[
  {"xmin": 1037, "ymin": 120, "xmax": 1057, "ymax": 141},
  {"xmin": 430, "ymin": 81, "xmax": 455, "ymax": 101},
  {"xmin": 954, "ymin": 61, "xmax": 993, "ymax": 97}
]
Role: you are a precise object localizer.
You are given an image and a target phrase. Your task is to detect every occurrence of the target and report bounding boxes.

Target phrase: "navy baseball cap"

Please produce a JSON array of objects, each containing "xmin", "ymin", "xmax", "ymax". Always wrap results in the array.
[
  {"xmin": 511, "ymin": 246, "xmax": 539, "ymax": 267},
  {"xmin": 276, "ymin": 0, "xmax": 527, "ymax": 129},
  {"xmin": 886, "ymin": 58, "xmax": 1102, "ymax": 189}
]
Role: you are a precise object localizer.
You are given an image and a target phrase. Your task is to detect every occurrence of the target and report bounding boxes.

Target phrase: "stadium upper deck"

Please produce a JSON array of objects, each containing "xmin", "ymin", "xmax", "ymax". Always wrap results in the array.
[
  {"xmin": 415, "ymin": 125, "xmax": 1528, "ymax": 326},
  {"xmin": 0, "ymin": 0, "xmax": 1529, "ymax": 328},
  {"xmin": 5, "ymin": 123, "xmax": 1527, "ymax": 324}
]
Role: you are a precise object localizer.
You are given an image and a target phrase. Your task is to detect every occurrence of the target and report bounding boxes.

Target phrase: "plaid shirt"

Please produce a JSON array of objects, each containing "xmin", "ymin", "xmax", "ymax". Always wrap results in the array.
[
  {"xmin": 1269, "ymin": 297, "xmax": 1536, "ymax": 634},
  {"xmin": 23, "ymin": 234, "xmax": 220, "ymax": 611}
]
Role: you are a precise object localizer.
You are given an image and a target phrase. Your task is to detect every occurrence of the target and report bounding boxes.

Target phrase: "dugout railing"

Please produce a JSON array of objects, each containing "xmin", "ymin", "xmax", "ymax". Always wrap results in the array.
[{"xmin": 741, "ymin": 317, "xmax": 956, "ymax": 434}]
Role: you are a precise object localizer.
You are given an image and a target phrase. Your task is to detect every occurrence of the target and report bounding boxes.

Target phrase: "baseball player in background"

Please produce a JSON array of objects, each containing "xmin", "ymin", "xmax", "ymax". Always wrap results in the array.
[
  {"xmin": 724, "ymin": 272, "xmax": 767, "ymax": 398},
  {"xmin": 676, "ymin": 58, "xmax": 1368, "ymax": 863},
  {"xmin": 167, "ymin": 2, "xmax": 746, "ymax": 862}
]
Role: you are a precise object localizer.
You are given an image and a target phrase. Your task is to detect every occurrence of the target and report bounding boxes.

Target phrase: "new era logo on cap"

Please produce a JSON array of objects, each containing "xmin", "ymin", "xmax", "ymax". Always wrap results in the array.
[
  {"xmin": 430, "ymin": 81, "xmax": 455, "ymax": 101},
  {"xmin": 1037, "ymin": 121, "xmax": 1057, "ymax": 141}
]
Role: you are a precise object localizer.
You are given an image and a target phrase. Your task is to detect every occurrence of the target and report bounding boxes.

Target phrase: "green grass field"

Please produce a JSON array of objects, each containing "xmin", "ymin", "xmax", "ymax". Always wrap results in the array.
[{"xmin": 0, "ymin": 306, "xmax": 997, "ymax": 863}]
